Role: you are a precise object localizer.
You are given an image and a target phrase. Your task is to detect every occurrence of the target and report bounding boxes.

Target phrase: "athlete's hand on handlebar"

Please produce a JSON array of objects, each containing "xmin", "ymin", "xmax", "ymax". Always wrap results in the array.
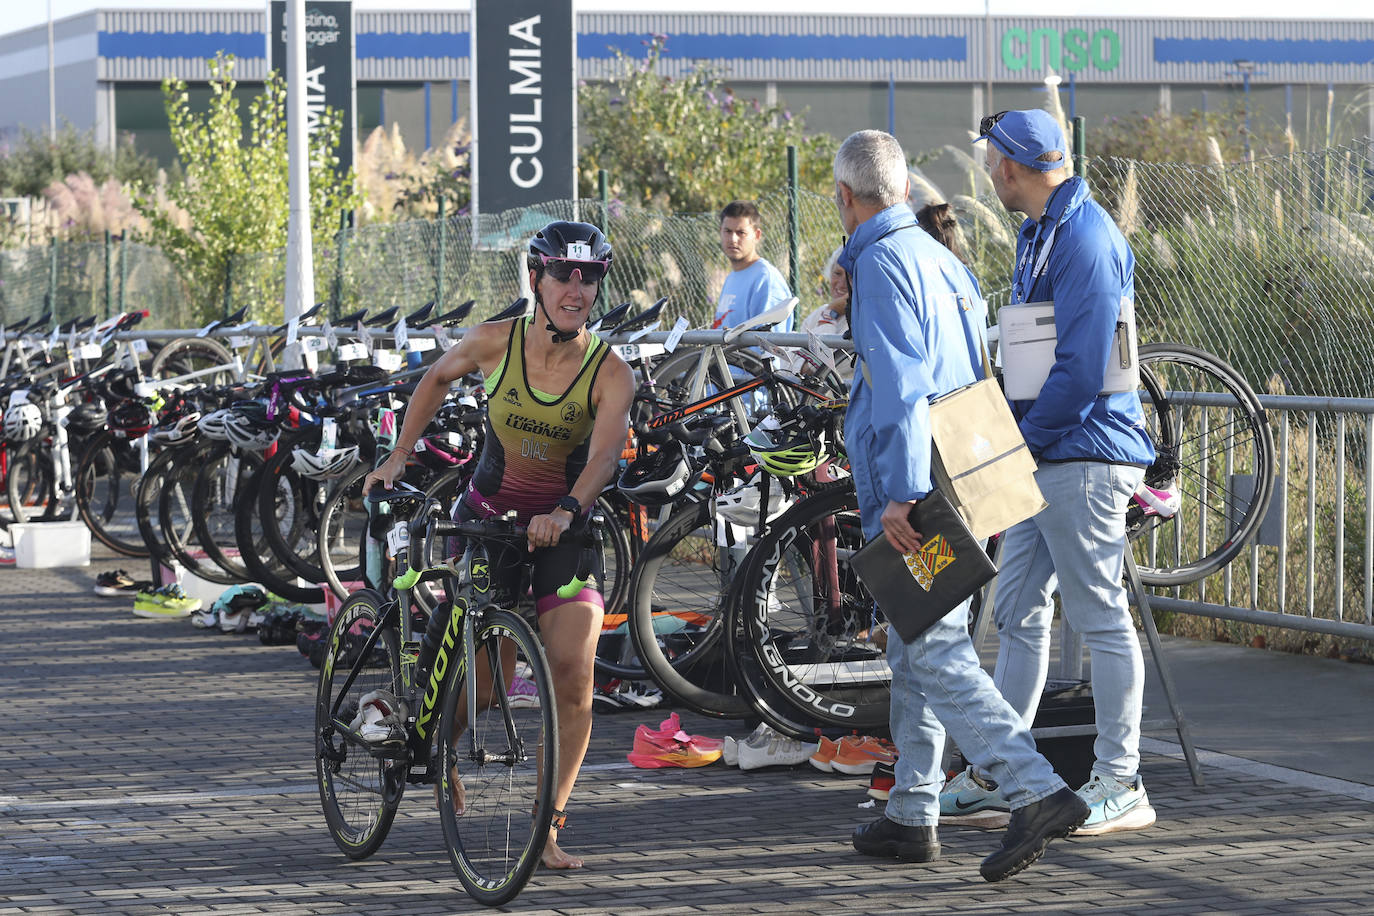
[
  {"xmin": 363, "ymin": 451, "xmax": 408, "ymax": 493},
  {"xmin": 525, "ymin": 510, "xmax": 572, "ymax": 552}
]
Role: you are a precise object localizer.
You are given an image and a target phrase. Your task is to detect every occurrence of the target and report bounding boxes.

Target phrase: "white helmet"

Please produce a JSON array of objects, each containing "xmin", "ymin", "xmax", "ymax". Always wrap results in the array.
[
  {"xmin": 222, "ymin": 412, "xmax": 279, "ymax": 452},
  {"xmin": 291, "ymin": 444, "xmax": 362, "ymax": 481},
  {"xmin": 3, "ymin": 402, "xmax": 43, "ymax": 442},
  {"xmin": 716, "ymin": 476, "xmax": 793, "ymax": 526},
  {"xmin": 197, "ymin": 408, "xmax": 233, "ymax": 441},
  {"xmin": 150, "ymin": 412, "xmax": 201, "ymax": 446}
]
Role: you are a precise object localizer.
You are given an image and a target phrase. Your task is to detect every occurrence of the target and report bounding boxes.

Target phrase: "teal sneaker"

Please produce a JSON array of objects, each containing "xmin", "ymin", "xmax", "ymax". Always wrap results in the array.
[
  {"xmin": 939, "ymin": 766, "xmax": 1010, "ymax": 827},
  {"xmin": 1074, "ymin": 773, "xmax": 1157, "ymax": 836}
]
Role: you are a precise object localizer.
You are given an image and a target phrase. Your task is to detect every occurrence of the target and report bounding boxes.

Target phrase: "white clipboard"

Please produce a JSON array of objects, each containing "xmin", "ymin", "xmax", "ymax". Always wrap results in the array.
[{"xmin": 997, "ymin": 299, "xmax": 1138, "ymax": 401}]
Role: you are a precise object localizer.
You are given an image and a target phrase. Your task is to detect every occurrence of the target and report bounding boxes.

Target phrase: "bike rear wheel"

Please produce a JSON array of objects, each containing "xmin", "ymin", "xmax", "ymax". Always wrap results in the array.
[
  {"xmin": 314, "ymin": 588, "xmax": 406, "ymax": 859},
  {"xmin": 437, "ymin": 607, "xmax": 556, "ymax": 907},
  {"xmin": 1131, "ymin": 343, "xmax": 1275, "ymax": 586}
]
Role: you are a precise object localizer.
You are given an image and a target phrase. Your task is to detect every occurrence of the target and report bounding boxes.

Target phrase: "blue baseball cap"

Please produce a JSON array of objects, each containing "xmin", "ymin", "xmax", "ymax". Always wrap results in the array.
[{"xmin": 973, "ymin": 109, "xmax": 1069, "ymax": 172}]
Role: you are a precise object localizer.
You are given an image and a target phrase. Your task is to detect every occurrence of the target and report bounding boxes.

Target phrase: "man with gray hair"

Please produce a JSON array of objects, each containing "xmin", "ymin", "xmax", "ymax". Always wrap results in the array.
[{"xmin": 836, "ymin": 129, "xmax": 1087, "ymax": 882}]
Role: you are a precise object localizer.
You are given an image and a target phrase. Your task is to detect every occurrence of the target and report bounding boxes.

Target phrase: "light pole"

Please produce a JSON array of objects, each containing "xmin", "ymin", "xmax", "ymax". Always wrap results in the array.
[{"xmin": 47, "ymin": 0, "xmax": 56, "ymax": 140}]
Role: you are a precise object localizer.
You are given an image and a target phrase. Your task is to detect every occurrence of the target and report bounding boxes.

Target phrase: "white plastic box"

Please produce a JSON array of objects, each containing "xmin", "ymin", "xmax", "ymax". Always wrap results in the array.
[{"xmin": 12, "ymin": 521, "xmax": 92, "ymax": 568}]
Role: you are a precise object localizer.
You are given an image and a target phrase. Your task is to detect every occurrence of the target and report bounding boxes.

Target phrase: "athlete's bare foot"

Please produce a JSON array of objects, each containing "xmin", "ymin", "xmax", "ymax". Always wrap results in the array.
[
  {"xmin": 434, "ymin": 765, "xmax": 465, "ymax": 816},
  {"xmin": 541, "ymin": 831, "xmax": 583, "ymax": 869}
]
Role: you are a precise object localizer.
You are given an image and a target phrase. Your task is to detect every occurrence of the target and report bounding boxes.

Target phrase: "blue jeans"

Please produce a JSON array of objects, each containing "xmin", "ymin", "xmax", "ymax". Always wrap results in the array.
[
  {"xmin": 993, "ymin": 460, "xmax": 1146, "ymax": 782},
  {"xmin": 886, "ymin": 597, "xmax": 1067, "ymax": 827}
]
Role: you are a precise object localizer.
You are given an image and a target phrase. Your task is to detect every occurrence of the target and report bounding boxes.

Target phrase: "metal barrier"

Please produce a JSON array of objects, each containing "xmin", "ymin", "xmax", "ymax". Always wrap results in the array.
[{"xmin": 1147, "ymin": 393, "xmax": 1374, "ymax": 642}]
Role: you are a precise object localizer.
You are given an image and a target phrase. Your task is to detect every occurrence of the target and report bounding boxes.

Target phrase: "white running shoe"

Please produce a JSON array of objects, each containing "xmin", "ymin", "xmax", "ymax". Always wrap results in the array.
[{"xmin": 737, "ymin": 726, "xmax": 818, "ymax": 771}]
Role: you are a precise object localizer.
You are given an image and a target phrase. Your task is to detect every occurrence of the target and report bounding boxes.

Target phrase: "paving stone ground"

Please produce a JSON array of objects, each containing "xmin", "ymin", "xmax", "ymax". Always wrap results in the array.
[{"xmin": 3, "ymin": 553, "xmax": 1372, "ymax": 915}]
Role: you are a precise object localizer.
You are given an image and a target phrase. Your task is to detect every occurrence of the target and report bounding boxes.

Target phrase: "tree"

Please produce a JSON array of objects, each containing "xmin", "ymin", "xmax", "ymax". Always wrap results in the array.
[
  {"xmin": 0, "ymin": 123, "xmax": 157, "ymax": 198},
  {"xmin": 578, "ymin": 35, "xmax": 837, "ymax": 212},
  {"xmin": 133, "ymin": 54, "xmax": 359, "ymax": 323}
]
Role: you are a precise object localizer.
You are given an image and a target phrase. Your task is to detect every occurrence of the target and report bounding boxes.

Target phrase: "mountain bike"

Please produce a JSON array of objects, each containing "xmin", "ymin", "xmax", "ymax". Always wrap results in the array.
[{"xmin": 314, "ymin": 485, "xmax": 603, "ymax": 907}]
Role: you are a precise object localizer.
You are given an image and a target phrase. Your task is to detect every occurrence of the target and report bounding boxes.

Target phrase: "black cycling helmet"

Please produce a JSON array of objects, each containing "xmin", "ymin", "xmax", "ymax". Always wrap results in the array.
[
  {"xmin": 526, "ymin": 221, "xmax": 613, "ymax": 274},
  {"xmin": 617, "ymin": 441, "xmax": 703, "ymax": 507}
]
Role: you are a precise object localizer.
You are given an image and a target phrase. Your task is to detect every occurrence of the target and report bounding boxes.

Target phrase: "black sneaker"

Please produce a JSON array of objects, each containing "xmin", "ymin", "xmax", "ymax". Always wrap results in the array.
[
  {"xmin": 94, "ymin": 570, "xmax": 145, "ymax": 596},
  {"xmin": 851, "ymin": 816, "xmax": 940, "ymax": 862},
  {"xmin": 979, "ymin": 787, "xmax": 1089, "ymax": 883}
]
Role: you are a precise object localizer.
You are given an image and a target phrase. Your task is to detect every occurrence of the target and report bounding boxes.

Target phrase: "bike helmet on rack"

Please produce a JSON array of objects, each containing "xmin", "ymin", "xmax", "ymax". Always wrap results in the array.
[
  {"xmin": 290, "ymin": 444, "xmax": 361, "ymax": 481},
  {"xmin": 65, "ymin": 401, "xmax": 108, "ymax": 437},
  {"xmin": 617, "ymin": 441, "xmax": 700, "ymax": 507},
  {"xmin": 716, "ymin": 475, "xmax": 794, "ymax": 526},
  {"xmin": 3, "ymin": 402, "xmax": 42, "ymax": 442},
  {"xmin": 197, "ymin": 407, "xmax": 233, "ymax": 441},
  {"xmin": 108, "ymin": 401, "xmax": 153, "ymax": 440},
  {"xmin": 222, "ymin": 401, "xmax": 279, "ymax": 452},
  {"xmin": 744, "ymin": 414, "xmax": 829, "ymax": 478},
  {"xmin": 149, "ymin": 411, "xmax": 201, "ymax": 446}
]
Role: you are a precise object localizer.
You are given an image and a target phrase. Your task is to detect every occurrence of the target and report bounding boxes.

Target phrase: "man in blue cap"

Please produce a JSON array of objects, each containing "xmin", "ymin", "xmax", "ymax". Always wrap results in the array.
[
  {"xmin": 835, "ymin": 128, "xmax": 1088, "ymax": 883},
  {"xmin": 940, "ymin": 109, "xmax": 1158, "ymax": 836}
]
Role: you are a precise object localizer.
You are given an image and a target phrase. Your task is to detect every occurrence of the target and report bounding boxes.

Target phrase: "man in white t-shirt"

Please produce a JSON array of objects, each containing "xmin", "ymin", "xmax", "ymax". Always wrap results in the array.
[{"xmin": 715, "ymin": 200, "xmax": 793, "ymax": 332}]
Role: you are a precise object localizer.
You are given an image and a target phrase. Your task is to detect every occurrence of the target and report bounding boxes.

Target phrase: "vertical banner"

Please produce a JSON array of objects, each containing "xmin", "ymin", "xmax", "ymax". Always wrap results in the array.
[
  {"xmin": 269, "ymin": 0, "xmax": 356, "ymax": 177},
  {"xmin": 471, "ymin": 0, "xmax": 577, "ymax": 222}
]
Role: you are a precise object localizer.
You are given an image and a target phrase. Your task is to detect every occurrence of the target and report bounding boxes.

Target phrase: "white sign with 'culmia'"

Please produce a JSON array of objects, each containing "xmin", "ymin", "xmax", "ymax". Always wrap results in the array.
[{"xmin": 472, "ymin": 0, "xmax": 576, "ymax": 217}]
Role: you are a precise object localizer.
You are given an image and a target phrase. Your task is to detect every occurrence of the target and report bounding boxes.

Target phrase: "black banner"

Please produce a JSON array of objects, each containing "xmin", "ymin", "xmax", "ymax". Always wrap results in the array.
[
  {"xmin": 269, "ymin": 0, "xmax": 356, "ymax": 177},
  {"xmin": 472, "ymin": 0, "xmax": 576, "ymax": 217}
]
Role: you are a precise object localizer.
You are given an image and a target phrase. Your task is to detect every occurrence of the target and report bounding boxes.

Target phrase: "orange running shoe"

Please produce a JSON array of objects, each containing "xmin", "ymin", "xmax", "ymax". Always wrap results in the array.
[
  {"xmin": 810, "ymin": 735, "xmax": 866, "ymax": 772},
  {"xmin": 831, "ymin": 736, "xmax": 898, "ymax": 776}
]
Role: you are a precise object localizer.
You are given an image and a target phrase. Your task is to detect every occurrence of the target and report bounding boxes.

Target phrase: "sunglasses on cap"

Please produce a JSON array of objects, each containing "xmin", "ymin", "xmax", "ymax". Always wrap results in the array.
[
  {"xmin": 539, "ymin": 255, "xmax": 609, "ymax": 283},
  {"xmin": 978, "ymin": 110, "xmax": 1010, "ymax": 138}
]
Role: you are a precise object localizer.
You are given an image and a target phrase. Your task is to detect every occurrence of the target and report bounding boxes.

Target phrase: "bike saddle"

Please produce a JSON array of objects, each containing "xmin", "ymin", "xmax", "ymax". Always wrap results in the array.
[
  {"xmin": 435, "ymin": 300, "xmax": 476, "ymax": 326},
  {"xmin": 403, "ymin": 301, "xmax": 436, "ymax": 329},
  {"xmin": 605, "ymin": 297, "xmax": 667, "ymax": 336},
  {"xmin": 336, "ymin": 306, "xmax": 368, "ymax": 326},
  {"xmin": 364, "ymin": 306, "xmax": 400, "ymax": 328},
  {"xmin": 588, "ymin": 301, "xmax": 631, "ymax": 334},
  {"xmin": 484, "ymin": 298, "xmax": 530, "ymax": 323}
]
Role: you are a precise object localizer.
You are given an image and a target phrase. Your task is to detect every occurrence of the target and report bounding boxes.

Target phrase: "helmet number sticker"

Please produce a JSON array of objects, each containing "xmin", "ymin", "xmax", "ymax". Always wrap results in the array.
[{"xmin": 567, "ymin": 241, "xmax": 593, "ymax": 260}]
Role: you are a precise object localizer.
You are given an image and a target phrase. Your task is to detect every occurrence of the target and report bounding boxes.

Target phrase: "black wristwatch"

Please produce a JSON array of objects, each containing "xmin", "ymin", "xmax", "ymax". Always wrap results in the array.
[{"xmin": 555, "ymin": 495, "xmax": 582, "ymax": 515}]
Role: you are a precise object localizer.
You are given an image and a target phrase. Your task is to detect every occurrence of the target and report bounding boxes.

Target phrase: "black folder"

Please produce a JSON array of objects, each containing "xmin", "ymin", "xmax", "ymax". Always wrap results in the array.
[{"xmin": 849, "ymin": 488, "xmax": 997, "ymax": 643}]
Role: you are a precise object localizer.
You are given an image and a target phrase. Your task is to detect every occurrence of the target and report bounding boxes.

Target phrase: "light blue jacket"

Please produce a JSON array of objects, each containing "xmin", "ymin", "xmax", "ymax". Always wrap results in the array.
[
  {"xmin": 840, "ymin": 204, "xmax": 989, "ymax": 539},
  {"xmin": 1009, "ymin": 177, "xmax": 1155, "ymax": 465},
  {"xmin": 715, "ymin": 258, "xmax": 794, "ymax": 332}
]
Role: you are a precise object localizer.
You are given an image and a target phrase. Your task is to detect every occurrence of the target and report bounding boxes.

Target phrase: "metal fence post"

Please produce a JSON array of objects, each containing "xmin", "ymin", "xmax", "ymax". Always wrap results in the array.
[
  {"xmin": 118, "ymin": 232, "xmax": 128, "ymax": 314},
  {"xmin": 47, "ymin": 236, "xmax": 57, "ymax": 315},
  {"xmin": 786, "ymin": 145, "xmax": 799, "ymax": 297},
  {"xmin": 223, "ymin": 258, "xmax": 233, "ymax": 320},
  {"xmin": 332, "ymin": 209, "xmax": 348, "ymax": 320},
  {"xmin": 104, "ymin": 230, "xmax": 114, "ymax": 319},
  {"xmin": 1072, "ymin": 115, "xmax": 1087, "ymax": 180},
  {"xmin": 436, "ymin": 197, "xmax": 447, "ymax": 308},
  {"xmin": 598, "ymin": 169, "xmax": 610, "ymax": 234}
]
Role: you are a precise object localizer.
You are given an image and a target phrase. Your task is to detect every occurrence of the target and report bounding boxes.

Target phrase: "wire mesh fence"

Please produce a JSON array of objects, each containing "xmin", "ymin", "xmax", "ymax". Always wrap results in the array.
[{"xmin": 2, "ymin": 140, "xmax": 1372, "ymax": 401}]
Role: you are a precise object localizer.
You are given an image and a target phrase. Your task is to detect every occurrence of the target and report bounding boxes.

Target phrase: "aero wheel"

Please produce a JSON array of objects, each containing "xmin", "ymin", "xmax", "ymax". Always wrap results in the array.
[
  {"xmin": 437, "ymin": 607, "xmax": 556, "ymax": 907},
  {"xmin": 626, "ymin": 500, "xmax": 752, "ymax": 718},
  {"xmin": 1131, "ymin": 343, "xmax": 1276, "ymax": 587},
  {"xmin": 733, "ymin": 484, "xmax": 891, "ymax": 733},
  {"xmin": 74, "ymin": 431, "xmax": 150, "ymax": 557},
  {"xmin": 315, "ymin": 588, "xmax": 405, "ymax": 859}
]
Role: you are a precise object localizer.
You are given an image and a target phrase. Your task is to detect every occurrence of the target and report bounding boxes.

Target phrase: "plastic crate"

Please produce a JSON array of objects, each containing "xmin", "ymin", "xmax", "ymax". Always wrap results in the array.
[{"xmin": 12, "ymin": 521, "xmax": 92, "ymax": 568}]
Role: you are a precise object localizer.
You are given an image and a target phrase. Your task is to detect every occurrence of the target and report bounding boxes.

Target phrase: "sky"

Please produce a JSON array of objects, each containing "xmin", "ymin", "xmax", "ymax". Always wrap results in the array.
[{"xmin": 3, "ymin": 0, "xmax": 1365, "ymax": 36}]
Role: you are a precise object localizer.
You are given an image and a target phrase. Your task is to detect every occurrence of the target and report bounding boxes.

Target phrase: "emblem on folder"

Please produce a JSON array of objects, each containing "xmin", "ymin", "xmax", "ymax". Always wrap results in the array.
[{"xmin": 902, "ymin": 535, "xmax": 957, "ymax": 592}]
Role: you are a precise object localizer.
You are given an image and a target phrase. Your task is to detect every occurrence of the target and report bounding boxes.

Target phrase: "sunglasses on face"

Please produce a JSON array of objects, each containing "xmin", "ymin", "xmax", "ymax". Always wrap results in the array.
[
  {"xmin": 979, "ymin": 110, "xmax": 1010, "ymax": 138},
  {"xmin": 540, "ymin": 255, "xmax": 609, "ymax": 283}
]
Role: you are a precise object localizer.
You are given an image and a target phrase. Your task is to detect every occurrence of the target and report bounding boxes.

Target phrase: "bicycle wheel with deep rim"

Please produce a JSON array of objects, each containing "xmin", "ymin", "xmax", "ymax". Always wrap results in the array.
[
  {"xmin": 1131, "ymin": 343, "xmax": 1275, "ymax": 587},
  {"xmin": 132, "ymin": 446, "xmax": 179, "ymax": 564},
  {"xmin": 317, "ymin": 464, "xmax": 372, "ymax": 601},
  {"xmin": 732, "ymin": 483, "xmax": 892, "ymax": 733},
  {"xmin": 190, "ymin": 443, "xmax": 263, "ymax": 580},
  {"xmin": 437, "ymin": 606, "xmax": 556, "ymax": 907},
  {"xmin": 75, "ymin": 431, "xmax": 150, "ymax": 557},
  {"xmin": 314, "ymin": 587, "xmax": 406, "ymax": 860},
  {"xmin": 626, "ymin": 499, "xmax": 753, "ymax": 719}
]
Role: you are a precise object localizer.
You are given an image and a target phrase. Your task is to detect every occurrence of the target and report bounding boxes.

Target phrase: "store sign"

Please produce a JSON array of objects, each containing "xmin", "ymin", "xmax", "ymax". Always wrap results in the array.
[
  {"xmin": 472, "ymin": 0, "xmax": 576, "ymax": 215},
  {"xmin": 1002, "ymin": 27, "xmax": 1122, "ymax": 73},
  {"xmin": 269, "ymin": 0, "xmax": 356, "ymax": 176}
]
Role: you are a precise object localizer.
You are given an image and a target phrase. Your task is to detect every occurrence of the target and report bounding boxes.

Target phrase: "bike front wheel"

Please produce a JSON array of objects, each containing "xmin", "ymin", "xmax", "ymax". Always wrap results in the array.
[
  {"xmin": 314, "ymin": 588, "xmax": 406, "ymax": 860},
  {"xmin": 437, "ymin": 607, "xmax": 556, "ymax": 907}
]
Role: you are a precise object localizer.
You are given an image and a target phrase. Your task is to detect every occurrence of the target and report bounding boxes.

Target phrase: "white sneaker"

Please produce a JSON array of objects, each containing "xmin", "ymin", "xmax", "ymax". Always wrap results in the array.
[
  {"xmin": 737, "ymin": 726, "xmax": 818, "ymax": 771},
  {"xmin": 723, "ymin": 722, "xmax": 770, "ymax": 768},
  {"xmin": 1074, "ymin": 773, "xmax": 1157, "ymax": 836}
]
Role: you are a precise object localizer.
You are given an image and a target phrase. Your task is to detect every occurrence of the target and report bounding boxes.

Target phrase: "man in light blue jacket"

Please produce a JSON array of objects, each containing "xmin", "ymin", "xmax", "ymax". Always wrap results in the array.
[
  {"xmin": 942, "ymin": 109, "xmax": 1158, "ymax": 836},
  {"xmin": 837, "ymin": 129, "xmax": 1087, "ymax": 883}
]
